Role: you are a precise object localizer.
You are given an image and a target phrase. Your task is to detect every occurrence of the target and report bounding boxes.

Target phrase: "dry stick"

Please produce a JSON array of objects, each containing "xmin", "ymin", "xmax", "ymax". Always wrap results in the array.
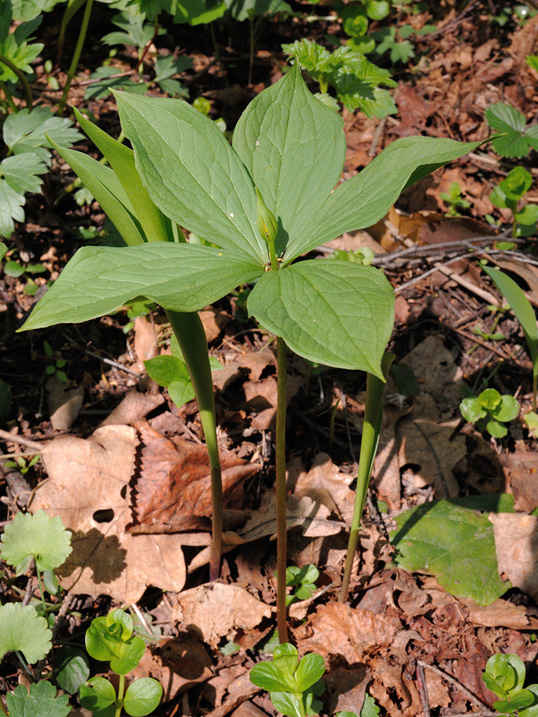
[
  {"xmin": 416, "ymin": 661, "xmax": 431, "ymax": 717},
  {"xmin": 423, "ymin": 0, "xmax": 479, "ymax": 40},
  {"xmin": 368, "ymin": 117, "xmax": 387, "ymax": 157},
  {"xmin": 275, "ymin": 336, "xmax": 288, "ymax": 644},
  {"xmin": 417, "ymin": 660, "xmax": 499, "ymax": 714},
  {"xmin": 0, "ymin": 429, "xmax": 43, "ymax": 452}
]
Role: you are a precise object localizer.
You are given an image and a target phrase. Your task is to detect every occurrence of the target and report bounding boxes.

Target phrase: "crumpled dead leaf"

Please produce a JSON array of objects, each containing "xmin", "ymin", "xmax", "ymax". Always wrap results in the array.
[
  {"xmin": 298, "ymin": 603, "xmax": 401, "ymax": 663},
  {"xmin": 490, "ymin": 512, "xmax": 538, "ymax": 602},
  {"xmin": 500, "ymin": 441, "xmax": 538, "ymax": 512},
  {"xmin": 173, "ymin": 583, "xmax": 272, "ymax": 647},
  {"xmin": 47, "ymin": 376, "xmax": 84, "ymax": 431},
  {"xmin": 461, "ymin": 597, "xmax": 538, "ymax": 630},
  {"xmin": 31, "ymin": 424, "xmax": 187, "ymax": 603}
]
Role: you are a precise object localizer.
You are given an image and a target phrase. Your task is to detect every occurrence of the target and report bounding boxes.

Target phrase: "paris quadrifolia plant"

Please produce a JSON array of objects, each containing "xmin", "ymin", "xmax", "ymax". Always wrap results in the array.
[{"xmin": 21, "ymin": 62, "xmax": 484, "ymax": 642}]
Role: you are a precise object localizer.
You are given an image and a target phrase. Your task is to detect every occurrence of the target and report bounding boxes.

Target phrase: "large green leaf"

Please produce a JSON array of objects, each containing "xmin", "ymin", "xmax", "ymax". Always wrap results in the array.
[
  {"xmin": 248, "ymin": 259, "xmax": 394, "ymax": 376},
  {"xmin": 50, "ymin": 143, "xmax": 146, "ymax": 248},
  {"xmin": 73, "ymin": 109, "xmax": 176, "ymax": 244},
  {"xmin": 285, "ymin": 136, "xmax": 484, "ymax": 262},
  {"xmin": 22, "ymin": 244, "xmax": 263, "ymax": 330},
  {"xmin": 0, "ymin": 603, "xmax": 52, "ymax": 664},
  {"xmin": 0, "ymin": 152, "xmax": 46, "ymax": 194},
  {"xmin": 233, "ymin": 64, "xmax": 346, "ymax": 254},
  {"xmin": 6, "ymin": 682, "xmax": 71, "ymax": 717},
  {"xmin": 115, "ymin": 92, "xmax": 266, "ymax": 264},
  {"xmin": 391, "ymin": 495, "xmax": 515, "ymax": 606}
]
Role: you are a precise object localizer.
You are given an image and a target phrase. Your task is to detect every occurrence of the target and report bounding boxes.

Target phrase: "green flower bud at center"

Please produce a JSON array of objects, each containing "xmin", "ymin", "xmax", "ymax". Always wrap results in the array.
[{"xmin": 256, "ymin": 187, "xmax": 278, "ymax": 245}]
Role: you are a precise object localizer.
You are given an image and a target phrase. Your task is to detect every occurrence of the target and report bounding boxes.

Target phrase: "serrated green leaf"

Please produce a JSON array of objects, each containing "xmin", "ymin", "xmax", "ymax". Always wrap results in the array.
[
  {"xmin": 154, "ymin": 55, "xmax": 193, "ymax": 82},
  {"xmin": 391, "ymin": 497, "xmax": 512, "ymax": 605},
  {"xmin": 115, "ymin": 91, "xmax": 266, "ymax": 264},
  {"xmin": 361, "ymin": 694, "xmax": 380, "ymax": 716},
  {"xmin": 6, "ymin": 681, "xmax": 71, "ymax": 717},
  {"xmin": 0, "ymin": 509, "xmax": 72, "ymax": 571},
  {"xmin": 0, "ymin": 179, "xmax": 25, "ymax": 238},
  {"xmin": 3, "ymin": 107, "xmax": 82, "ymax": 163},
  {"xmin": 286, "ymin": 136, "xmax": 483, "ymax": 261},
  {"xmin": 248, "ymin": 260, "xmax": 393, "ymax": 376},
  {"xmin": 0, "ymin": 34, "xmax": 43, "ymax": 82},
  {"xmin": 486, "ymin": 103, "xmax": 538, "ymax": 158},
  {"xmin": 0, "ymin": 152, "xmax": 47, "ymax": 194},
  {"xmin": 22, "ymin": 244, "xmax": 263, "ymax": 331},
  {"xmin": 0, "ymin": 603, "xmax": 52, "ymax": 663},
  {"xmin": 233, "ymin": 64, "xmax": 346, "ymax": 256},
  {"xmin": 124, "ymin": 677, "xmax": 163, "ymax": 716}
]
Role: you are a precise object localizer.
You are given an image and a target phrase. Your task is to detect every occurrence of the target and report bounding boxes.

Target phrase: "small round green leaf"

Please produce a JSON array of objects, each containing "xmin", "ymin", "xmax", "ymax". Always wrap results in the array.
[
  {"xmin": 0, "ymin": 510, "xmax": 72, "ymax": 572},
  {"xmin": 500, "ymin": 167, "xmax": 532, "ymax": 201},
  {"xmin": 79, "ymin": 676, "xmax": 116, "ymax": 711},
  {"xmin": 0, "ymin": 603, "xmax": 52, "ymax": 664},
  {"xmin": 124, "ymin": 677, "xmax": 163, "ymax": 716},
  {"xmin": 110, "ymin": 635, "xmax": 146, "ymax": 675},
  {"xmin": 460, "ymin": 397, "xmax": 486, "ymax": 423},
  {"xmin": 478, "ymin": 388, "xmax": 502, "ymax": 411},
  {"xmin": 490, "ymin": 184, "xmax": 508, "ymax": 209},
  {"xmin": 487, "ymin": 419, "xmax": 508, "ymax": 438},
  {"xmin": 493, "ymin": 395, "xmax": 520, "ymax": 423},
  {"xmin": 3, "ymin": 261, "xmax": 24, "ymax": 278},
  {"xmin": 144, "ymin": 355, "xmax": 189, "ymax": 388},
  {"xmin": 365, "ymin": 0, "xmax": 390, "ymax": 20}
]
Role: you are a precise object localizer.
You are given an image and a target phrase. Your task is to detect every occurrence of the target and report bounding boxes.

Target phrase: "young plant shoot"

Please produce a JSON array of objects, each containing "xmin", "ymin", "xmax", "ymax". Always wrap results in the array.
[{"xmin": 22, "ymin": 64, "xmax": 483, "ymax": 641}]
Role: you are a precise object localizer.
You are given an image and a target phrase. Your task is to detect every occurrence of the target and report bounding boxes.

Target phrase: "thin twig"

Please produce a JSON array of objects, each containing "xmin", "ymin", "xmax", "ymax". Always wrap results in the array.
[
  {"xmin": 83, "ymin": 349, "xmax": 142, "ymax": 378},
  {"xmin": 423, "ymin": 0, "xmax": 479, "ymax": 40},
  {"xmin": 416, "ymin": 661, "xmax": 431, "ymax": 717},
  {"xmin": 368, "ymin": 117, "xmax": 387, "ymax": 157},
  {"xmin": 417, "ymin": 660, "xmax": 494, "ymax": 713},
  {"xmin": 0, "ymin": 429, "xmax": 43, "ymax": 451}
]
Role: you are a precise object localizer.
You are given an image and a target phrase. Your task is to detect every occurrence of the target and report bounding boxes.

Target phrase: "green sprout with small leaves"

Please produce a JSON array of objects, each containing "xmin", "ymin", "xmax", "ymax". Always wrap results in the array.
[
  {"xmin": 440, "ymin": 181, "xmax": 471, "ymax": 217},
  {"xmin": 43, "ymin": 340, "xmax": 68, "ymax": 383},
  {"xmin": 460, "ymin": 388, "xmax": 520, "ymax": 439},
  {"xmin": 79, "ymin": 608, "xmax": 163, "ymax": 717},
  {"xmin": 285, "ymin": 564, "xmax": 319, "ymax": 606},
  {"xmin": 483, "ymin": 653, "xmax": 538, "ymax": 715},
  {"xmin": 489, "ymin": 166, "xmax": 538, "ymax": 237}
]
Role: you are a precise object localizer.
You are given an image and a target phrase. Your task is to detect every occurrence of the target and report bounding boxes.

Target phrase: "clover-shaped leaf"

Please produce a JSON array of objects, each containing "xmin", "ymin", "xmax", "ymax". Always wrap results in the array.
[
  {"xmin": 0, "ymin": 509, "xmax": 72, "ymax": 574},
  {"xmin": 6, "ymin": 681, "xmax": 71, "ymax": 717},
  {"xmin": 0, "ymin": 603, "xmax": 52, "ymax": 664}
]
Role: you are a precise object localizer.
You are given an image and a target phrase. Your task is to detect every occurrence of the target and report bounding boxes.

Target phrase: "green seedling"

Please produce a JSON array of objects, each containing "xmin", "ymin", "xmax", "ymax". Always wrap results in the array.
[
  {"xmin": 336, "ymin": 694, "xmax": 380, "ymax": 716},
  {"xmin": 439, "ymin": 181, "xmax": 471, "ymax": 217},
  {"xmin": 122, "ymin": 299, "xmax": 156, "ymax": 334},
  {"xmin": 482, "ymin": 265, "xmax": 538, "ymax": 410},
  {"xmin": 524, "ymin": 410, "xmax": 538, "ymax": 437},
  {"xmin": 145, "ymin": 334, "xmax": 223, "ymax": 410},
  {"xmin": 79, "ymin": 608, "xmax": 163, "ymax": 717},
  {"xmin": 482, "ymin": 653, "xmax": 538, "ymax": 715},
  {"xmin": 43, "ymin": 340, "xmax": 68, "ymax": 382},
  {"xmin": 22, "ymin": 64, "xmax": 483, "ymax": 640},
  {"xmin": 282, "ymin": 40, "xmax": 397, "ymax": 117},
  {"xmin": 3, "ymin": 453, "xmax": 40, "ymax": 475},
  {"xmin": 527, "ymin": 54, "xmax": 538, "ymax": 72},
  {"xmin": 489, "ymin": 166, "xmax": 538, "ymax": 237},
  {"xmin": 331, "ymin": 246, "xmax": 374, "ymax": 264},
  {"xmin": 486, "ymin": 102, "xmax": 538, "ymax": 158},
  {"xmin": 471, "ymin": 304, "xmax": 508, "ymax": 343},
  {"xmin": 460, "ymin": 387, "xmax": 520, "ymax": 438},
  {"xmin": 285, "ymin": 564, "xmax": 319, "ymax": 606},
  {"xmin": 250, "ymin": 643, "xmax": 325, "ymax": 717}
]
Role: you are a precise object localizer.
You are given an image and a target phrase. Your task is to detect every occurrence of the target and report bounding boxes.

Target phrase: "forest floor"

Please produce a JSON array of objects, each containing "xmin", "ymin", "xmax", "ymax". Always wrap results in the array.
[{"xmin": 1, "ymin": 0, "xmax": 538, "ymax": 715}]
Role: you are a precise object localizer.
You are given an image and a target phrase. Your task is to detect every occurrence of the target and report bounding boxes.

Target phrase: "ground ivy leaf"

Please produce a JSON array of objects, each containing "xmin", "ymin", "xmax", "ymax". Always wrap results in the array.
[
  {"xmin": 248, "ymin": 260, "xmax": 394, "ymax": 376},
  {"xmin": 0, "ymin": 603, "xmax": 53, "ymax": 664},
  {"xmin": 285, "ymin": 136, "xmax": 484, "ymax": 262},
  {"xmin": 6, "ymin": 681, "xmax": 71, "ymax": 717},
  {"xmin": 233, "ymin": 63, "xmax": 346, "ymax": 255},
  {"xmin": 115, "ymin": 92, "xmax": 266, "ymax": 264},
  {"xmin": 0, "ymin": 509, "xmax": 72, "ymax": 572},
  {"xmin": 0, "ymin": 152, "xmax": 47, "ymax": 195},
  {"xmin": 21, "ymin": 244, "xmax": 263, "ymax": 330},
  {"xmin": 391, "ymin": 496, "xmax": 514, "ymax": 606}
]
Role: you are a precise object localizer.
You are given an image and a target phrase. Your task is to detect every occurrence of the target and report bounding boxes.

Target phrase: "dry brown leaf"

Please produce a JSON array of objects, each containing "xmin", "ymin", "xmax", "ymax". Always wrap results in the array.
[
  {"xmin": 31, "ymin": 425, "xmax": 186, "ymax": 602},
  {"xmin": 130, "ymin": 421, "xmax": 259, "ymax": 533},
  {"xmin": 174, "ymin": 583, "xmax": 272, "ymax": 646},
  {"xmin": 200, "ymin": 308, "xmax": 229, "ymax": 343},
  {"xmin": 462, "ymin": 598, "xmax": 538, "ymax": 629},
  {"xmin": 100, "ymin": 388, "xmax": 164, "ymax": 427},
  {"xmin": 132, "ymin": 636, "xmax": 213, "ymax": 702},
  {"xmin": 490, "ymin": 513, "xmax": 538, "ymax": 602},
  {"xmin": 290, "ymin": 453, "xmax": 355, "ymax": 524},
  {"xmin": 397, "ymin": 395, "xmax": 466, "ymax": 499},
  {"xmin": 47, "ymin": 377, "xmax": 84, "ymax": 431},
  {"xmin": 299, "ymin": 603, "xmax": 401, "ymax": 663},
  {"xmin": 401, "ymin": 335, "xmax": 462, "ymax": 418},
  {"xmin": 325, "ymin": 230, "xmax": 385, "ymax": 255},
  {"xmin": 324, "ymin": 666, "xmax": 370, "ymax": 715},
  {"xmin": 501, "ymin": 441, "xmax": 538, "ymax": 512},
  {"xmin": 133, "ymin": 316, "xmax": 158, "ymax": 369}
]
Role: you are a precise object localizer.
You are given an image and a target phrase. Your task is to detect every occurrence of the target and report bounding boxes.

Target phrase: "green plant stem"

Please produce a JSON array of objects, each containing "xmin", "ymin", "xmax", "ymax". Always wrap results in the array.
[
  {"xmin": 533, "ymin": 372, "xmax": 537, "ymax": 412},
  {"xmin": 166, "ymin": 310, "xmax": 223, "ymax": 581},
  {"xmin": 115, "ymin": 673, "xmax": 125, "ymax": 717},
  {"xmin": 275, "ymin": 335, "xmax": 288, "ymax": 643},
  {"xmin": 58, "ymin": 0, "xmax": 93, "ymax": 114},
  {"xmin": 15, "ymin": 651, "xmax": 33, "ymax": 679},
  {"xmin": 339, "ymin": 354, "xmax": 393, "ymax": 602},
  {"xmin": 35, "ymin": 565, "xmax": 48, "ymax": 618},
  {"xmin": 268, "ymin": 240, "xmax": 278, "ymax": 272},
  {"xmin": 0, "ymin": 54, "xmax": 33, "ymax": 108}
]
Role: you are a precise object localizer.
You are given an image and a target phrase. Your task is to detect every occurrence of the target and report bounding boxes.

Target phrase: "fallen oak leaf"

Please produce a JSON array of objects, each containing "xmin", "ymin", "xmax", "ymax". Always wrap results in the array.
[
  {"xmin": 30, "ymin": 424, "xmax": 186, "ymax": 603},
  {"xmin": 130, "ymin": 420, "xmax": 260, "ymax": 534}
]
